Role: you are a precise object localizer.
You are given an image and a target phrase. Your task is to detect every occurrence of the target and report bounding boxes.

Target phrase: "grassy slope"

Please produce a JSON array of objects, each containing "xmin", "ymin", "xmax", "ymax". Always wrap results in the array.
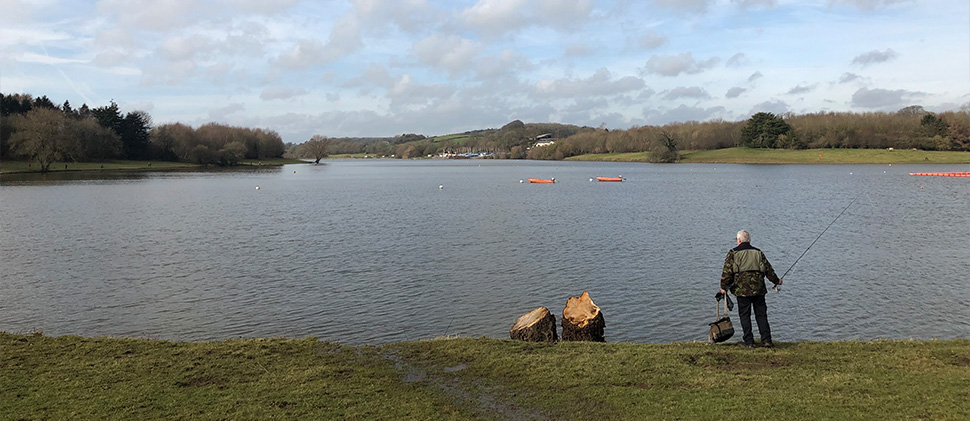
[
  {"xmin": 0, "ymin": 158, "xmax": 307, "ymax": 174},
  {"xmin": 3, "ymin": 333, "xmax": 967, "ymax": 420},
  {"xmin": 568, "ymin": 148, "xmax": 970, "ymax": 164}
]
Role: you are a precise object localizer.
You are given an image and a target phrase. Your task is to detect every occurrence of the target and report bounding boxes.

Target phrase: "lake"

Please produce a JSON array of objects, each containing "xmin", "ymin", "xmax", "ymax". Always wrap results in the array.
[{"xmin": 1, "ymin": 159, "xmax": 968, "ymax": 345}]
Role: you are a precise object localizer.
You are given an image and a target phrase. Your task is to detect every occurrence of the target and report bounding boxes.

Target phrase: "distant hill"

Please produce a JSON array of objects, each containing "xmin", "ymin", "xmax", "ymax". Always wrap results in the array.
[{"xmin": 297, "ymin": 120, "xmax": 594, "ymax": 159}]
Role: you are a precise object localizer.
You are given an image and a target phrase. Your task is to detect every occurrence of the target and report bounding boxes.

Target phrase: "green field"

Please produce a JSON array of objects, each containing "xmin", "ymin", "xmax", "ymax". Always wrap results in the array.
[
  {"xmin": 568, "ymin": 148, "xmax": 970, "ymax": 164},
  {"xmin": 0, "ymin": 158, "xmax": 307, "ymax": 174},
  {"xmin": 3, "ymin": 332, "xmax": 966, "ymax": 420}
]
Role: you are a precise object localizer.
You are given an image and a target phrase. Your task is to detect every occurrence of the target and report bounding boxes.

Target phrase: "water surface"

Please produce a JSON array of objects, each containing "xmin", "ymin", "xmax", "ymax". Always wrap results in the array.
[{"xmin": 2, "ymin": 160, "xmax": 968, "ymax": 344}]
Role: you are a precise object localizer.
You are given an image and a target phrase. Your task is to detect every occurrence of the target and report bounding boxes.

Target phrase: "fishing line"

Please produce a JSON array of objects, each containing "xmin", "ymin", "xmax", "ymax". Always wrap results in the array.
[{"xmin": 778, "ymin": 192, "xmax": 863, "ymax": 285}]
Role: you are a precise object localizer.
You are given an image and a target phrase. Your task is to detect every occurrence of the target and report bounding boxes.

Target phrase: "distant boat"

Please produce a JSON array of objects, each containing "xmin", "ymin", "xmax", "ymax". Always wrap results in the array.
[
  {"xmin": 529, "ymin": 178, "xmax": 556, "ymax": 183},
  {"xmin": 595, "ymin": 176, "xmax": 623, "ymax": 182}
]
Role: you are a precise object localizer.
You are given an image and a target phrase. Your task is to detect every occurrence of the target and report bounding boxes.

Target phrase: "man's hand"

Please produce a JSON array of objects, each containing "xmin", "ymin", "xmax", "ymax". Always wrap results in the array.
[{"xmin": 719, "ymin": 289, "xmax": 725, "ymax": 294}]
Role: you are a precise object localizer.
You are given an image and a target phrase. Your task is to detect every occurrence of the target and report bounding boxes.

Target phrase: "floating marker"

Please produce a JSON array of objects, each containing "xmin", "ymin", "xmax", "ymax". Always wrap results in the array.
[
  {"xmin": 910, "ymin": 172, "xmax": 970, "ymax": 177},
  {"xmin": 255, "ymin": 186, "xmax": 260, "ymax": 190},
  {"xmin": 520, "ymin": 180, "xmax": 524, "ymax": 183},
  {"xmin": 439, "ymin": 185, "xmax": 443, "ymax": 189}
]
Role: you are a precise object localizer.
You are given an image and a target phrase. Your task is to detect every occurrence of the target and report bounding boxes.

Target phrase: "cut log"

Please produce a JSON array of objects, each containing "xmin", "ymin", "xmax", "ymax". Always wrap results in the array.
[
  {"xmin": 510, "ymin": 307, "xmax": 558, "ymax": 342},
  {"xmin": 561, "ymin": 291, "xmax": 605, "ymax": 342}
]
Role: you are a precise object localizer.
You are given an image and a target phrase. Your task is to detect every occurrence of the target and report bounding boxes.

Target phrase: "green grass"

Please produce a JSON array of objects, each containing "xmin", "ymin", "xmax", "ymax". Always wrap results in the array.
[
  {"xmin": 568, "ymin": 148, "xmax": 970, "ymax": 164},
  {"xmin": 429, "ymin": 134, "xmax": 477, "ymax": 145},
  {"xmin": 3, "ymin": 333, "xmax": 967, "ymax": 420},
  {"xmin": 0, "ymin": 158, "xmax": 307, "ymax": 174}
]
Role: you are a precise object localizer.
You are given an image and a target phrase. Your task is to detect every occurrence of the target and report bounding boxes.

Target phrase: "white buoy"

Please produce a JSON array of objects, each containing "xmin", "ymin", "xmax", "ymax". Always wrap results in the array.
[
  {"xmin": 255, "ymin": 186, "xmax": 260, "ymax": 190},
  {"xmin": 519, "ymin": 180, "xmax": 524, "ymax": 183},
  {"xmin": 439, "ymin": 185, "xmax": 443, "ymax": 189}
]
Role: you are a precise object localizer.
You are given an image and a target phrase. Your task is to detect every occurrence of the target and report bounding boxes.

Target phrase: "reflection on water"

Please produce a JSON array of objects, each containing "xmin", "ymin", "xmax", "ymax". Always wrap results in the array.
[
  {"xmin": 1, "ymin": 160, "xmax": 969, "ymax": 345},
  {"xmin": 0, "ymin": 165, "xmax": 285, "ymax": 185}
]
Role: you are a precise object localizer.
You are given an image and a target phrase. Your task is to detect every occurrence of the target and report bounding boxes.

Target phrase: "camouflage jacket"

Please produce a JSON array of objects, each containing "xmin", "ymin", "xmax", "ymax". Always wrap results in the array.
[{"xmin": 720, "ymin": 242, "xmax": 780, "ymax": 297}]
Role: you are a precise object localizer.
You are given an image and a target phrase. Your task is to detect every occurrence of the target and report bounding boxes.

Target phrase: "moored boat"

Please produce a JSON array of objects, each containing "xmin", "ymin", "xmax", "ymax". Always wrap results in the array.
[
  {"xmin": 528, "ymin": 178, "xmax": 556, "ymax": 183},
  {"xmin": 595, "ymin": 176, "xmax": 623, "ymax": 182}
]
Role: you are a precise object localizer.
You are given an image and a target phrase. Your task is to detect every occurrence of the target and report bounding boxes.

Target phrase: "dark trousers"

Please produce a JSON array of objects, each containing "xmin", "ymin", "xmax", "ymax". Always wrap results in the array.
[{"xmin": 736, "ymin": 295, "xmax": 771, "ymax": 345}]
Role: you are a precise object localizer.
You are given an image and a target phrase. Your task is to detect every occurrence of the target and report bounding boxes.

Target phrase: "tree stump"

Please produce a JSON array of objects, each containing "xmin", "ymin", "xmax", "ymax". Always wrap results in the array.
[
  {"xmin": 510, "ymin": 307, "xmax": 558, "ymax": 342},
  {"xmin": 561, "ymin": 291, "xmax": 605, "ymax": 342}
]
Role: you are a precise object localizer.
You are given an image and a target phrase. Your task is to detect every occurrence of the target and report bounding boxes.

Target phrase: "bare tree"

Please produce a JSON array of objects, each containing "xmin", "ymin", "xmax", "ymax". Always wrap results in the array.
[
  {"xmin": 304, "ymin": 135, "xmax": 331, "ymax": 163},
  {"xmin": 8, "ymin": 107, "xmax": 71, "ymax": 171}
]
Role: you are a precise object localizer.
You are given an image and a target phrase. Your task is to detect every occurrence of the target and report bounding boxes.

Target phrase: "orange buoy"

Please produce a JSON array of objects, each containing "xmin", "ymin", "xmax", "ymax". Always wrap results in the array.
[{"xmin": 910, "ymin": 172, "xmax": 970, "ymax": 177}]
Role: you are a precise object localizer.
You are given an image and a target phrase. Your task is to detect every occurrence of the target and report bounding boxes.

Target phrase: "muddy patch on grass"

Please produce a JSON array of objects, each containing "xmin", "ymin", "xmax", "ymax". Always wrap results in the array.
[
  {"xmin": 382, "ymin": 350, "xmax": 548, "ymax": 420},
  {"xmin": 684, "ymin": 351, "xmax": 790, "ymax": 371}
]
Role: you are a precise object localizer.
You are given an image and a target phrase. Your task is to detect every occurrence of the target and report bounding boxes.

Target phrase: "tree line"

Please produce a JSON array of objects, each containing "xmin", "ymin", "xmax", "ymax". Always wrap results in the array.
[
  {"xmin": 1, "ymin": 93, "xmax": 286, "ymax": 171},
  {"xmin": 290, "ymin": 105, "xmax": 968, "ymax": 164},
  {"xmin": 525, "ymin": 106, "xmax": 970, "ymax": 162}
]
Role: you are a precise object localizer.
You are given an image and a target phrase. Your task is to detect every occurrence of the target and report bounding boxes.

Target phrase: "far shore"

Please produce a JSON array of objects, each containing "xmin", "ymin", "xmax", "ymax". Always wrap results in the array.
[
  {"xmin": 3, "ymin": 148, "xmax": 969, "ymax": 175},
  {"xmin": 0, "ymin": 158, "xmax": 308, "ymax": 175},
  {"xmin": 568, "ymin": 147, "xmax": 970, "ymax": 164}
]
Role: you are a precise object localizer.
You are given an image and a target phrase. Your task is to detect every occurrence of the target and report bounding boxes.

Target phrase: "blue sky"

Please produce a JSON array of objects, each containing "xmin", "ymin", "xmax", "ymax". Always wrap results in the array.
[{"xmin": 1, "ymin": 0, "xmax": 967, "ymax": 142}]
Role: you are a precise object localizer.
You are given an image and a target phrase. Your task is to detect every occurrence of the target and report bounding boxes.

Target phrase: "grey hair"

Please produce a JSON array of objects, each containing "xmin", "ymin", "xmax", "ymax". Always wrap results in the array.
[{"xmin": 737, "ymin": 230, "xmax": 750, "ymax": 243}]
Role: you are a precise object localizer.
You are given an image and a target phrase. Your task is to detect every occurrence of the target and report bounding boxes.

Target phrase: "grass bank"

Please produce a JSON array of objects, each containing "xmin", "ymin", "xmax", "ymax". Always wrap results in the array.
[
  {"xmin": 568, "ymin": 148, "xmax": 970, "ymax": 164},
  {"xmin": 3, "ymin": 332, "xmax": 966, "ymax": 420},
  {"xmin": 0, "ymin": 158, "xmax": 307, "ymax": 174}
]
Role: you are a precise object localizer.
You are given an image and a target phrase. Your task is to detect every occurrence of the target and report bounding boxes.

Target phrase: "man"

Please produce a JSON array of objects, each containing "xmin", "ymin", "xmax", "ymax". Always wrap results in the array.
[{"xmin": 720, "ymin": 230, "xmax": 782, "ymax": 348}]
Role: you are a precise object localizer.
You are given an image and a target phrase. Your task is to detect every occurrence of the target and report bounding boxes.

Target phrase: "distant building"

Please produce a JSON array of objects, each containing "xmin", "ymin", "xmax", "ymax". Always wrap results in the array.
[{"xmin": 532, "ymin": 133, "xmax": 554, "ymax": 147}]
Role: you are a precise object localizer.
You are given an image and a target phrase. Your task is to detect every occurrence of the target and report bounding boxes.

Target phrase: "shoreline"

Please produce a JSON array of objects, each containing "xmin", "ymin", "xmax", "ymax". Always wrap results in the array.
[
  {"xmin": 3, "ymin": 148, "xmax": 969, "ymax": 175},
  {"xmin": 0, "ymin": 158, "xmax": 308, "ymax": 175},
  {"xmin": 567, "ymin": 147, "xmax": 970, "ymax": 164}
]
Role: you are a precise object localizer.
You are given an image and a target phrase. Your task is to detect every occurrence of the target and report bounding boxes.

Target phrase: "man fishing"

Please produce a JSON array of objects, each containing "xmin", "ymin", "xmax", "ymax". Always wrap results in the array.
[{"xmin": 720, "ymin": 230, "xmax": 782, "ymax": 348}]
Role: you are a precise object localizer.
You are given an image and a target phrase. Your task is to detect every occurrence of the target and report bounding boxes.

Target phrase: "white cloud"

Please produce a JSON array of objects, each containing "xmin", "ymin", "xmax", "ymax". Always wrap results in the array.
[
  {"xmin": 852, "ymin": 49, "xmax": 898, "ymax": 66},
  {"xmin": 208, "ymin": 102, "xmax": 246, "ymax": 120},
  {"xmin": 226, "ymin": 0, "xmax": 300, "ymax": 14},
  {"xmin": 837, "ymin": 73, "xmax": 864, "ymax": 84},
  {"xmin": 726, "ymin": 87, "xmax": 746, "ymax": 98},
  {"xmin": 4, "ymin": 0, "xmax": 966, "ymax": 141},
  {"xmin": 411, "ymin": 34, "xmax": 481, "ymax": 76},
  {"xmin": 645, "ymin": 104, "xmax": 726, "ymax": 124},
  {"xmin": 644, "ymin": 52, "xmax": 719, "ymax": 77},
  {"xmin": 459, "ymin": 0, "xmax": 594, "ymax": 38},
  {"xmin": 260, "ymin": 87, "xmax": 309, "ymax": 101},
  {"xmin": 828, "ymin": 0, "xmax": 911, "ymax": 12},
  {"xmin": 650, "ymin": 0, "xmax": 713, "ymax": 14},
  {"xmin": 97, "ymin": 0, "xmax": 201, "ymax": 32},
  {"xmin": 735, "ymin": 0, "xmax": 776, "ymax": 9},
  {"xmin": 850, "ymin": 87, "xmax": 924, "ymax": 109},
  {"xmin": 638, "ymin": 30, "xmax": 668, "ymax": 50},
  {"xmin": 19, "ymin": 52, "xmax": 85, "ymax": 65},
  {"xmin": 749, "ymin": 100, "xmax": 790, "ymax": 115},
  {"xmin": 726, "ymin": 53, "xmax": 747, "ymax": 67},
  {"xmin": 661, "ymin": 86, "xmax": 710, "ymax": 100},
  {"xmin": 565, "ymin": 44, "xmax": 594, "ymax": 57},
  {"xmin": 536, "ymin": 0, "xmax": 595, "ymax": 28},
  {"xmin": 460, "ymin": 0, "xmax": 530, "ymax": 37},
  {"xmin": 534, "ymin": 68, "xmax": 645, "ymax": 99},
  {"xmin": 786, "ymin": 84, "xmax": 817, "ymax": 95},
  {"xmin": 352, "ymin": 0, "xmax": 439, "ymax": 34}
]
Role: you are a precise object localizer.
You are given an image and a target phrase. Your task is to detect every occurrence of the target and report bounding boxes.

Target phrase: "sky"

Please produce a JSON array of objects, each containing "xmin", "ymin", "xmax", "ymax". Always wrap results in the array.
[{"xmin": 1, "ymin": 0, "xmax": 968, "ymax": 143}]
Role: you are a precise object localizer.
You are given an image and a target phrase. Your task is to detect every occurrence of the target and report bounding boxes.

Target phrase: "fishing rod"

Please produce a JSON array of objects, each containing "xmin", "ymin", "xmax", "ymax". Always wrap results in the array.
[{"xmin": 774, "ymin": 193, "xmax": 862, "ymax": 292}]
